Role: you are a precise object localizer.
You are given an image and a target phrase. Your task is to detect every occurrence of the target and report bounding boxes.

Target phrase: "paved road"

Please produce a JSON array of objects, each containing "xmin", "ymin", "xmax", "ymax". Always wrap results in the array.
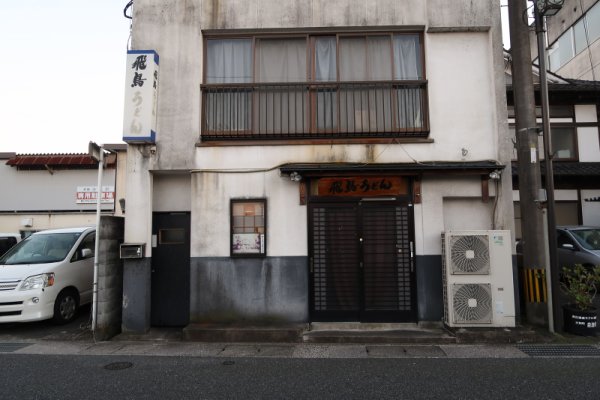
[
  {"xmin": 1, "ymin": 354, "xmax": 599, "ymax": 399},
  {"xmin": 1, "ymin": 307, "xmax": 599, "ymax": 399}
]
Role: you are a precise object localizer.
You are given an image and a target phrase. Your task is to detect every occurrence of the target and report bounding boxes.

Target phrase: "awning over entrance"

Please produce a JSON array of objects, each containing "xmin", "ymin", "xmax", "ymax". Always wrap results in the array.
[
  {"xmin": 280, "ymin": 161, "xmax": 505, "ymax": 177},
  {"xmin": 281, "ymin": 161, "xmax": 504, "ymax": 205}
]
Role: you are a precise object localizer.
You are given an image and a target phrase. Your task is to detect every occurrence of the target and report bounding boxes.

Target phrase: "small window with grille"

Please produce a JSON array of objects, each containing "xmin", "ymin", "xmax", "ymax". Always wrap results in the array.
[{"xmin": 231, "ymin": 199, "xmax": 266, "ymax": 256}]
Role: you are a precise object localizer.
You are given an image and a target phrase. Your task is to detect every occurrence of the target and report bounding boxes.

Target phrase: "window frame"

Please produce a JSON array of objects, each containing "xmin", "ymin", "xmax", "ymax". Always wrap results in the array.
[
  {"xmin": 201, "ymin": 30, "xmax": 427, "ymax": 142},
  {"xmin": 230, "ymin": 198, "xmax": 267, "ymax": 258},
  {"xmin": 202, "ymin": 31, "xmax": 426, "ymax": 84},
  {"xmin": 71, "ymin": 232, "xmax": 95, "ymax": 263},
  {"xmin": 508, "ymin": 105, "xmax": 580, "ymax": 162}
]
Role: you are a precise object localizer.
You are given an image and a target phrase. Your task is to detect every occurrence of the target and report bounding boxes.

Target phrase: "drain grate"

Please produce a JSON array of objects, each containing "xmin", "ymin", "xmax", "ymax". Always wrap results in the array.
[
  {"xmin": 0, "ymin": 343, "xmax": 32, "ymax": 353},
  {"xmin": 517, "ymin": 344, "xmax": 600, "ymax": 357}
]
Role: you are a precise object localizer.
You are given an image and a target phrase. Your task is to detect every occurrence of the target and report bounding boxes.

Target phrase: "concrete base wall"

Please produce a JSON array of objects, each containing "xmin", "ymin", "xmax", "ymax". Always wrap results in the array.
[
  {"xmin": 190, "ymin": 255, "xmax": 444, "ymax": 324},
  {"xmin": 95, "ymin": 216, "xmax": 124, "ymax": 341},
  {"xmin": 190, "ymin": 256, "xmax": 309, "ymax": 324}
]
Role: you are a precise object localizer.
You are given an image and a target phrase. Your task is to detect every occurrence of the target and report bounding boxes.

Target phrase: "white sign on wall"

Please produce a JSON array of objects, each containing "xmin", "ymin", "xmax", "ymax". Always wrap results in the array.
[
  {"xmin": 123, "ymin": 50, "xmax": 159, "ymax": 143},
  {"xmin": 582, "ymin": 190, "xmax": 600, "ymax": 226},
  {"xmin": 76, "ymin": 186, "xmax": 115, "ymax": 204}
]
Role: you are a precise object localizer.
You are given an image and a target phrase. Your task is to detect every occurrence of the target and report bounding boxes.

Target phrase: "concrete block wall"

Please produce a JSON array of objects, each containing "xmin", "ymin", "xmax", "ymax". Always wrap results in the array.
[{"xmin": 95, "ymin": 216, "xmax": 125, "ymax": 341}]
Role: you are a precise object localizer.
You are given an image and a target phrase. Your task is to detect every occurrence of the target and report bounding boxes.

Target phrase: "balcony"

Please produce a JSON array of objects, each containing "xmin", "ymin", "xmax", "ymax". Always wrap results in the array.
[{"xmin": 200, "ymin": 81, "xmax": 429, "ymax": 142}]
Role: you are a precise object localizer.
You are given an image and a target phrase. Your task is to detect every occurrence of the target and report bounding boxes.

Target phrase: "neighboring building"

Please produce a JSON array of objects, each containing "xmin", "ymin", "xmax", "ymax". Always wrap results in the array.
[
  {"xmin": 0, "ymin": 144, "xmax": 127, "ymax": 236},
  {"xmin": 508, "ymin": 81, "xmax": 600, "ymax": 238},
  {"xmin": 505, "ymin": 52, "xmax": 600, "ymax": 240},
  {"xmin": 544, "ymin": 0, "xmax": 600, "ymax": 80},
  {"xmin": 122, "ymin": 0, "xmax": 515, "ymax": 332}
]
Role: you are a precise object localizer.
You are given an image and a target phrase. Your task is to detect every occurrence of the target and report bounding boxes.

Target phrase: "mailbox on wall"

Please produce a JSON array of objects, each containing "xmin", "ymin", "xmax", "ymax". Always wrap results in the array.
[{"xmin": 120, "ymin": 243, "xmax": 145, "ymax": 259}]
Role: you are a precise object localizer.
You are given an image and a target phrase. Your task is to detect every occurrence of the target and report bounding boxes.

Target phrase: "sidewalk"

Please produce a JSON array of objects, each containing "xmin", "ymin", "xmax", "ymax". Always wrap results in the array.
[
  {"xmin": 4, "ymin": 337, "xmax": 600, "ymax": 358},
  {"xmin": 1, "ymin": 321, "xmax": 598, "ymax": 359}
]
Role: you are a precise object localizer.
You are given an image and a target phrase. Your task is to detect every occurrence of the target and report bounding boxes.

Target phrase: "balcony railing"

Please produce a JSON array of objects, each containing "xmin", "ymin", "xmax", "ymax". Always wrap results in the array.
[{"xmin": 200, "ymin": 81, "xmax": 429, "ymax": 141}]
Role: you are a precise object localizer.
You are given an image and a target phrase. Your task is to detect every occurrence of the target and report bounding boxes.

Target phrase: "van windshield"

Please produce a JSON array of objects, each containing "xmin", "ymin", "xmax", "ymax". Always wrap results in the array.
[{"xmin": 0, "ymin": 232, "xmax": 82, "ymax": 265}]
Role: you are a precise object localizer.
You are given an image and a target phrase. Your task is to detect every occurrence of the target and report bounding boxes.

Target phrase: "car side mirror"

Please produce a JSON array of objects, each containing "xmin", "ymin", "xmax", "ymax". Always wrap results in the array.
[
  {"xmin": 561, "ymin": 243, "xmax": 575, "ymax": 251},
  {"xmin": 81, "ymin": 248, "xmax": 93, "ymax": 259}
]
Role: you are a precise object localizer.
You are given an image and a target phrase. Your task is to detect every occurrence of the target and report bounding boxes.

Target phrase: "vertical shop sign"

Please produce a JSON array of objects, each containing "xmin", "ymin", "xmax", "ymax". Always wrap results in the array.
[{"xmin": 123, "ymin": 50, "xmax": 159, "ymax": 142}]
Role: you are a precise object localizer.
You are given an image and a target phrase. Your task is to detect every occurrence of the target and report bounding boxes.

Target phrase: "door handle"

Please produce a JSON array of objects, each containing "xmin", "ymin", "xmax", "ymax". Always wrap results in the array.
[{"xmin": 410, "ymin": 241, "xmax": 414, "ymax": 273}]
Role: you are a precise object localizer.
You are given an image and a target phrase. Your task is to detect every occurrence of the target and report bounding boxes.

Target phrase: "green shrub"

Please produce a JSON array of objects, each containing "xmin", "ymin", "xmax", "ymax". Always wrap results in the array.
[{"xmin": 560, "ymin": 264, "xmax": 600, "ymax": 311}]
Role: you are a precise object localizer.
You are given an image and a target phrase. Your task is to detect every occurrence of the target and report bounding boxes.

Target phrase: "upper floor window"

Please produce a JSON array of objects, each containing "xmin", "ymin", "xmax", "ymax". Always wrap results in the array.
[
  {"xmin": 508, "ymin": 105, "xmax": 578, "ymax": 161},
  {"xmin": 548, "ymin": 1, "xmax": 600, "ymax": 72},
  {"xmin": 201, "ymin": 32, "xmax": 427, "ymax": 142}
]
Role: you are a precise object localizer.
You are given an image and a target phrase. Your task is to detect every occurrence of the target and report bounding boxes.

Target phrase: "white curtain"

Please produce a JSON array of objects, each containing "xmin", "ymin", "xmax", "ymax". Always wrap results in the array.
[
  {"xmin": 394, "ymin": 35, "xmax": 423, "ymax": 128},
  {"xmin": 315, "ymin": 37, "xmax": 337, "ymax": 130},
  {"xmin": 257, "ymin": 38, "xmax": 306, "ymax": 82},
  {"xmin": 315, "ymin": 37, "xmax": 336, "ymax": 82},
  {"xmin": 393, "ymin": 35, "xmax": 422, "ymax": 80},
  {"xmin": 254, "ymin": 39, "xmax": 307, "ymax": 134},
  {"xmin": 339, "ymin": 36, "xmax": 392, "ymax": 133},
  {"xmin": 367, "ymin": 36, "xmax": 392, "ymax": 80},
  {"xmin": 206, "ymin": 39, "xmax": 252, "ymax": 83},
  {"xmin": 205, "ymin": 39, "xmax": 252, "ymax": 132}
]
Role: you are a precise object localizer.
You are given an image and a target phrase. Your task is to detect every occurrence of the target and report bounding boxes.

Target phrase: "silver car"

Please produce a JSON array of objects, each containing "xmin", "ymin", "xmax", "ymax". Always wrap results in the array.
[{"xmin": 557, "ymin": 226, "xmax": 600, "ymax": 269}]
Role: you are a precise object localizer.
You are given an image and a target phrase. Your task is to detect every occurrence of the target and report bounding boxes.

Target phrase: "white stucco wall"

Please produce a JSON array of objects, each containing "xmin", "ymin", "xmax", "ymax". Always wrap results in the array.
[
  {"xmin": 114, "ymin": 150, "xmax": 128, "ymax": 217},
  {"xmin": 575, "ymin": 105, "xmax": 600, "ymax": 162},
  {"xmin": 124, "ymin": 150, "xmax": 153, "ymax": 256},
  {"xmin": 193, "ymin": 31, "xmax": 502, "ymax": 168},
  {"xmin": 582, "ymin": 189, "xmax": 600, "ymax": 225},
  {"xmin": 191, "ymin": 170, "xmax": 306, "ymax": 257},
  {"xmin": 416, "ymin": 176, "xmax": 500, "ymax": 255},
  {"xmin": 0, "ymin": 213, "xmax": 97, "ymax": 234},
  {"xmin": 0, "ymin": 163, "xmax": 115, "ymax": 212},
  {"xmin": 153, "ymin": 173, "xmax": 192, "ymax": 212}
]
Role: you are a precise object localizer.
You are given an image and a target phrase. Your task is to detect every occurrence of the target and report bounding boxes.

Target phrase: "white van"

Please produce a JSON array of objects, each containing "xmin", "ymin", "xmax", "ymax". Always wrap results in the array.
[
  {"xmin": 0, "ymin": 233, "xmax": 21, "ymax": 257},
  {"xmin": 0, "ymin": 227, "xmax": 95, "ymax": 324}
]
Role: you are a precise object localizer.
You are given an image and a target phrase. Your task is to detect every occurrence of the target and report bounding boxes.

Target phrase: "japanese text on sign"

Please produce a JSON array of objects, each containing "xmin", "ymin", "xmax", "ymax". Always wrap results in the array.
[
  {"xmin": 317, "ymin": 177, "xmax": 408, "ymax": 197},
  {"xmin": 76, "ymin": 186, "xmax": 115, "ymax": 204},
  {"xmin": 123, "ymin": 50, "xmax": 159, "ymax": 143}
]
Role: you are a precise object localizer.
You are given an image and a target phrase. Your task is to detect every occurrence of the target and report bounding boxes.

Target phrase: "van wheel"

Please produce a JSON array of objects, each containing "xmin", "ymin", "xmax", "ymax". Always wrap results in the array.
[{"xmin": 52, "ymin": 289, "xmax": 79, "ymax": 324}]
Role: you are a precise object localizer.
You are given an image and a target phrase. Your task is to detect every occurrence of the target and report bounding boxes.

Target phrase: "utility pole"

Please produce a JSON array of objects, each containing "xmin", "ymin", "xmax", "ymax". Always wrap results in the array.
[
  {"xmin": 508, "ymin": 0, "xmax": 548, "ymax": 325},
  {"xmin": 534, "ymin": 3, "xmax": 562, "ymax": 332}
]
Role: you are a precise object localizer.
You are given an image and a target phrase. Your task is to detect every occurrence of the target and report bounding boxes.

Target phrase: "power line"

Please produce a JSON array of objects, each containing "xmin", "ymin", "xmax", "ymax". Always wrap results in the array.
[
  {"xmin": 578, "ymin": 0, "xmax": 597, "ymax": 80},
  {"xmin": 124, "ymin": 1, "xmax": 133, "ymax": 20}
]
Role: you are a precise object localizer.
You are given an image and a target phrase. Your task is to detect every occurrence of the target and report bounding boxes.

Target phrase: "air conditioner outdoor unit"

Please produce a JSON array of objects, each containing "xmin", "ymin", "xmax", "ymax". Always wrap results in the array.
[{"xmin": 442, "ymin": 230, "xmax": 515, "ymax": 328}]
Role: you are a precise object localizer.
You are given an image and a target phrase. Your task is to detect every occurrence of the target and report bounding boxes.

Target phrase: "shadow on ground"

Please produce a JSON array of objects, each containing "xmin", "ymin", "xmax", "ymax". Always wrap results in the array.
[{"xmin": 0, "ymin": 305, "xmax": 92, "ymax": 342}]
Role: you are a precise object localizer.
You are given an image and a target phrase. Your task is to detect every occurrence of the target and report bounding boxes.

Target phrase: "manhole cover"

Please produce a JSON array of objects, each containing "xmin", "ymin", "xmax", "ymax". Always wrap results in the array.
[
  {"xmin": 0, "ymin": 343, "xmax": 31, "ymax": 353},
  {"xmin": 103, "ymin": 362, "xmax": 134, "ymax": 370},
  {"xmin": 517, "ymin": 344, "xmax": 600, "ymax": 357}
]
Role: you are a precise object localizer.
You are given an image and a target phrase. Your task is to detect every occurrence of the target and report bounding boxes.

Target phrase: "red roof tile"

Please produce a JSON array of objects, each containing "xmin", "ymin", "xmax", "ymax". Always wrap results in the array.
[{"xmin": 6, "ymin": 154, "xmax": 98, "ymax": 168}]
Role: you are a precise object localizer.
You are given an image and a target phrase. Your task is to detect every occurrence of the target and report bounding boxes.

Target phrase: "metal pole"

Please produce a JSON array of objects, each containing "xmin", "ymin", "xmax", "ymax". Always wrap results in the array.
[
  {"xmin": 534, "ymin": 7, "xmax": 561, "ymax": 332},
  {"xmin": 542, "ymin": 208, "xmax": 555, "ymax": 332},
  {"xmin": 92, "ymin": 147, "xmax": 104, "ymax": 332},
  {"xmin": 508, "ymin": 0, "xmax": 548, "ymax": 325}
]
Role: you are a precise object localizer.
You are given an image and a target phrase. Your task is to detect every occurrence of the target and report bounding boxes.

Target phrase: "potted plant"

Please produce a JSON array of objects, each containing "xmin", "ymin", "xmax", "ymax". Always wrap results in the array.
[{"xmin": 561, "ymin": 264, "xmax": 600, "ymax": 336}]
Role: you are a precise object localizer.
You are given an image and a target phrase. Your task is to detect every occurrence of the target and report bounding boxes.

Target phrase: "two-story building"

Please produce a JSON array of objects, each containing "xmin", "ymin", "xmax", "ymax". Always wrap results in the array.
[{"xmin": 122, "ymin": 0, "xmax": 515, "ymax": 333}]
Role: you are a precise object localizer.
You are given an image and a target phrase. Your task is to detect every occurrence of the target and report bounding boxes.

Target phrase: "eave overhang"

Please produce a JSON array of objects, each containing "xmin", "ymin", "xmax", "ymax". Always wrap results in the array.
[{"xmin": 280, "ymin": 161, "xmax": 504, "ymax": 177}]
